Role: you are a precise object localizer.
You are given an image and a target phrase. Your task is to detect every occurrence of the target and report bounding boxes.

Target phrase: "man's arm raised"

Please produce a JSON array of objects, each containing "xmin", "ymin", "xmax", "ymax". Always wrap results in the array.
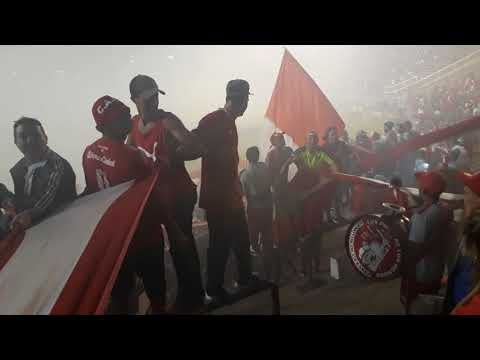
[{"xmin": 160, "ymin": 112, "xmax": 205, "ymax": 160}]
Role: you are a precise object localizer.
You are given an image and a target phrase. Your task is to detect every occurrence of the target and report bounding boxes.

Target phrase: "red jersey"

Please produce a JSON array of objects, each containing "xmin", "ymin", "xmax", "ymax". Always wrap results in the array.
[
  {"xmin": 82, "ymin": 137, "xmax": 152, "ymax": 194},
  {"xmin": 82, "ymin": 137, "xmax": 169, "ymax": 252},
  {"xmin": 129, "ymin": 115, "xmax": 169, "ymax": 165},
  {"xmin": 265, "ymin": 146, "xmax": 293, "ymax": 190},
  {"xmin": 194, "ymin": 109, "xmax": 243, "ymax": 211},
  {"xmin": 129, "ymin": 113, "xmax": 196, "ymax": 198}
]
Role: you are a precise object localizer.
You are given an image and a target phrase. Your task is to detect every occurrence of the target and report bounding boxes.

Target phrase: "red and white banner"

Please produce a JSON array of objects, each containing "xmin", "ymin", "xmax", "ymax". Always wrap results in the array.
[
  {"xmin": 353, "ymin": 116, "xmax": 480, "ymax": 171},
  {"xmin": 0, "ymin": 174, "xmax": 158, "ymax": 315}
]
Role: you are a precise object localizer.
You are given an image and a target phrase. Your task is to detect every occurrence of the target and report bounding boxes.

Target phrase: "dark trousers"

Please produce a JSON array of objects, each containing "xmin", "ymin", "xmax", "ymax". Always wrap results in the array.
[
  {"xmin": 206, "ymin": 207, "xmax": 253, "ymax": 295},
  {"xmin": 331, "ymin": 183, "xmax": 344, "ymax": 216},
  {"xmin": 170, "ymin": 189, "xmax": 205, "ymax": 306},
  {"xmin": 247, "ymin": 206, "xmax": 274, "ymax": 280},
  {"xmin": 111, "ymin": 232, "xmax": 166, "ymax": 313},
  {"xmin": 300, "ymin": 232, "xmax": 322, "ymax": 276}
]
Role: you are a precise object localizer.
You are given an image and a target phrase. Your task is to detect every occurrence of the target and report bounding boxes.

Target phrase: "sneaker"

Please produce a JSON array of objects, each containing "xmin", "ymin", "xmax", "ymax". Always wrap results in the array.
[
  {"xmin": 204, "ymin": 293, "xmax": 215, "ymax": 306},
  {"xmin": 206, "ymin": 287, "xmax": 233, "ymax": 306}
]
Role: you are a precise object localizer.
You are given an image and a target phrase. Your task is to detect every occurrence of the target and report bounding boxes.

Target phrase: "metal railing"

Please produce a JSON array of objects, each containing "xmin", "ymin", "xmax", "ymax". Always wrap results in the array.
[{"xmin": 385, "ymin": 48, "xmax": 480, "ymax": 95}]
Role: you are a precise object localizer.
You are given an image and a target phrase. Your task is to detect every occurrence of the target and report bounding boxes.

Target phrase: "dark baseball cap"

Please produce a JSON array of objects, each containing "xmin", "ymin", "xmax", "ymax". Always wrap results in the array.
[
  {"xmin": 384, "ymin": 121, "xmax": 395, "ymax": 129},
  {"xmin": 226, "ymin": 79, "xmax": 252, "ymax": 98},
  {"xmin": 129, "ymin": 75, "xmax": 166, "ymax": 100}
]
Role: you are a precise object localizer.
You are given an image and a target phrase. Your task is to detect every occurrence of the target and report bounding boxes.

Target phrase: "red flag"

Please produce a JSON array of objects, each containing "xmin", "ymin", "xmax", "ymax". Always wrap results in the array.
[{"xmin": 265, "ymin": 49, "xmax": 345, "ymax": 146}]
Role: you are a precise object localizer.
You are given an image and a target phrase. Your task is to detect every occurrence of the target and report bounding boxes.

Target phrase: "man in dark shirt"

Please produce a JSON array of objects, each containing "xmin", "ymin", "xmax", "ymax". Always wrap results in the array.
[
  {"xmin": 322, "ymin": 126, "xmax": 352, "ymax": 222},
  {"xmin": 355, "ymin": 130, "xmax": 372, "ymax": 151},
  {"xmin": 192, "ymin": 79, "xmax": 259, "ymax": 303},
  {"xmin": 265, "ymin": 132, "xmax": 296, "ymax": 281},
  {"xmin": 398, "ymin": 121, "xmax": 419, "ymax": 187},
  {"xmin": 375, "ymin": 121, "xmax": 399, "ymax": 180},
  {"xmin": 0, "ymin": 117, "xmax": 76, "ymax": 235}
]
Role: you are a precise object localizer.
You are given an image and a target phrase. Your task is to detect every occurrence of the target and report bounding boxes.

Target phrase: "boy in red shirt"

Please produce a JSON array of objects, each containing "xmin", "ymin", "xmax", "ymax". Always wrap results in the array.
[{"xmin": 83, "ymin": 95, "xmax": 173, "ymax": 314}]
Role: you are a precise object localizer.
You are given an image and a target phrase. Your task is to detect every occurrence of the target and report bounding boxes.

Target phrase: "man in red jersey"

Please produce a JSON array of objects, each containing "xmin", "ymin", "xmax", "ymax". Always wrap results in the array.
[
  {"xmin": 191, "ymin": 79, "xmax": 260, "ymax": 304},
  {"xmin": 83, "ymin": 97, "xmax": 152, "ymax": 194},
  {"xmin": 83, "ymin": 95, "xmax": 173, "ymax": 314},
  {"xmin": 127, "ymin": 75, "xmax": 205, "ymax": 312}
]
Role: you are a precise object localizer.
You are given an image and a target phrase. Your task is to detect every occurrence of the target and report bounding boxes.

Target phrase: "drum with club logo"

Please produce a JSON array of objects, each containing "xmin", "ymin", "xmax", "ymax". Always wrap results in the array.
[{"xmin": 345, "ymin": 203, "xmax": 410, "ymax": 281}]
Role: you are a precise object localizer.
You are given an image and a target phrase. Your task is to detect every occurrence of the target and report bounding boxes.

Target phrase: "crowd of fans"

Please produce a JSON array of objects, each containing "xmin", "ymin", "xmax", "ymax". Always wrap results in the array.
[
  {"xmin": 334, "ymin": 65, "xmax": 480, "ymax": 315},
  {"xmin": 248, "ymin": 117, "xmax": 480, "ymax": 315},
  {"xmin": 1, "ymin": 48, "xmax": 480, "ymax": 316},
  {"xmin": 407, "ymin": 72, "xmax": 480, "ymax": 133},
  {"xmin": 345, "ymin": 71, "xmax": 480, "ymax": 192}
]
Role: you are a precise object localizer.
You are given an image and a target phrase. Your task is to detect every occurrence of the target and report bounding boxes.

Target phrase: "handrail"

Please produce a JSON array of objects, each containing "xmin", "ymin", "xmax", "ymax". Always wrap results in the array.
[
  {"xmin": 387, "ymin": 49, "xmax": 480, "ymax": 92},
  {"xmin": 385, "ymin": 48, "xmax": 480, "ymax": 95},
  {"xmin": 415, "ymin": 49, "xmax": 480, "ymax": 84},
  {"xmin": 385, "ymin": 74, "xmax": 419, "ymax": 91},
  {"xmin": 418, "ymin": 58, "xmax": 480, "ymax": 90}
]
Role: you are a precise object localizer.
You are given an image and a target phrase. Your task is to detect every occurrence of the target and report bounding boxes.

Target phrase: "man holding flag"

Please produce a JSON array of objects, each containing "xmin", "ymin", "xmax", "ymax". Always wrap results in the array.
[
  {"xmin": 283, "ymin": 131, "xmax": 338, "ymax": 276},
  {"xmin": 127, "ymin": 75, "xmax": 206, "ymax": 313},
  {"xmin": 83, "ymin": 95, "xmax": 180, "ymax": 314}
]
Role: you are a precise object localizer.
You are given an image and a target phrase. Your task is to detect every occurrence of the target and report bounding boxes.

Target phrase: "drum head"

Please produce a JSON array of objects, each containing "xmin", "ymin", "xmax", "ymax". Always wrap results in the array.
[{"xmin": 345, "ymin": 215, "xmax": 403, "ymax": 281}]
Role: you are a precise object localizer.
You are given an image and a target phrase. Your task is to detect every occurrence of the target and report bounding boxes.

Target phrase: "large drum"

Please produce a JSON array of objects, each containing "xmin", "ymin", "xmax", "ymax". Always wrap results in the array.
[{"xmin": 345, "ymin": 203, "xmax": 410, "ymax": 281}]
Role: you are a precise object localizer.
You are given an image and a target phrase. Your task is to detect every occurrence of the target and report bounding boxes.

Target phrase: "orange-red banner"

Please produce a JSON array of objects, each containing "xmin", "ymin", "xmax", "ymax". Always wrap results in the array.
[{"xmin": 265, "ymin": 49, "xmax": 345, "ymax": 146}]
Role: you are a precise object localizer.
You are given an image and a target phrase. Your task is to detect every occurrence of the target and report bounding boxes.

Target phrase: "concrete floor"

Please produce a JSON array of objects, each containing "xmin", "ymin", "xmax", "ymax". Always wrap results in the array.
[{"xmin": 199, "ymin": 223, "xmax": 405, "ymax": 315}]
